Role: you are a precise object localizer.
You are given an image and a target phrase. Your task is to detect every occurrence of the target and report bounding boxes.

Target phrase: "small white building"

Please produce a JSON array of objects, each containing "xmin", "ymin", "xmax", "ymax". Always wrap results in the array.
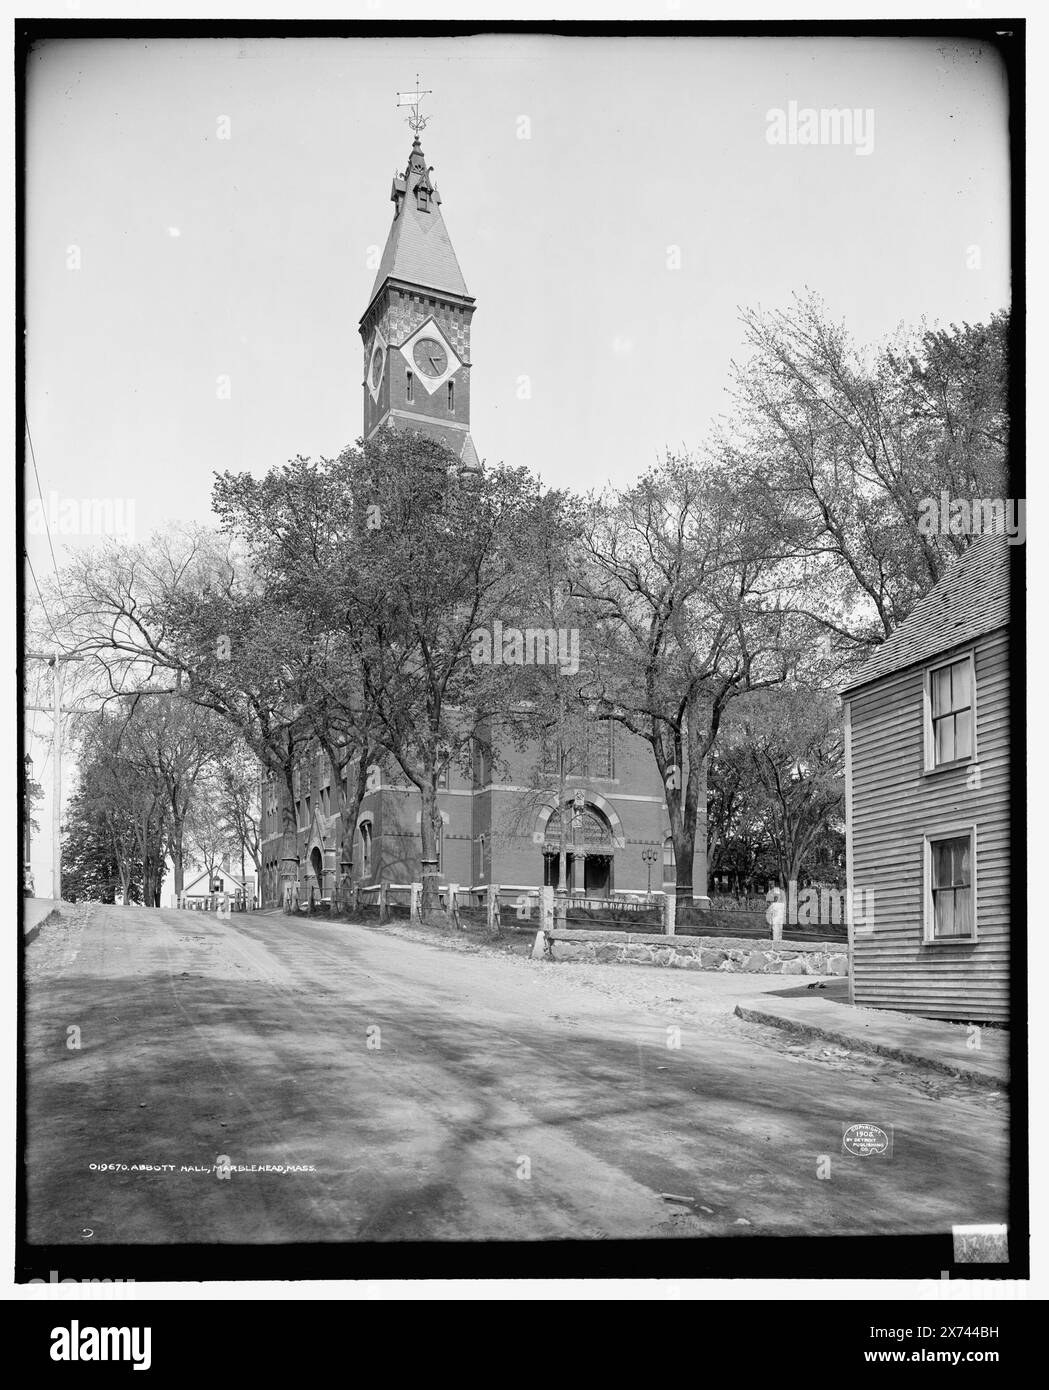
[{"xmin": 176, "ymin": 864, "xmax": 257, "ymax": 911}]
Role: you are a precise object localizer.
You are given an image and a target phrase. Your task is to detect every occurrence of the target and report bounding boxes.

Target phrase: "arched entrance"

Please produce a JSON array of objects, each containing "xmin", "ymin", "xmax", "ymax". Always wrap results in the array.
[
  {"xmin": 309, "ymin": 845, "xmax": 323, "ymax": 904},
  {"xmin": 541, "ymin": 802, "xmax": 615, "ymax": 897}
]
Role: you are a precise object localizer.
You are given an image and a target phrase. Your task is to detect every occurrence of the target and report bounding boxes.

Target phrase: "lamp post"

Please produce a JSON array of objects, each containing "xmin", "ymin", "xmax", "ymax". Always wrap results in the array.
[{"xmin": 642, "ymin": 844, "xmax": 659, "ymax": 897}]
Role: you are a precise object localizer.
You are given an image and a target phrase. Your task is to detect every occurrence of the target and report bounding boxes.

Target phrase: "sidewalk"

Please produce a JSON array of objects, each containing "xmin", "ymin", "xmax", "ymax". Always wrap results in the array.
[
  {"xmin": 734, "ymin": 993, "xmax": 1008, "ymax": 1089},
  {"xmin": 23, "ymin": 898, "xmax": 63, "ymax": 944}
]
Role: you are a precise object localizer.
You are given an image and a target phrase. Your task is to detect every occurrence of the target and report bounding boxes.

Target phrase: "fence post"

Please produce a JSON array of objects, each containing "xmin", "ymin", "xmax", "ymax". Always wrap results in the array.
[
  {"xmin": 449, "ymin": 882, "xmax": 460, "ymax": 929},
  {"xmin": 410, "ymin": 882, "xmax": 422, "ymax": 922},
  {"xmin": 769, "ymin": 886, "xmax": 785, "ymax": 941},
  {"xmin": 541, "ymin": 885, "xmax": 554, "ymax": 933},
  {"xmin": 487, "ymin": 884, "xmax": 500, "ymax": 930},
  {"xmin": 664, "ymin": 893, "xmax": 676, "ymax": 937},
  {"xmin": 379, "ymin": 881, "xmax": 389, "ymax": 924}
]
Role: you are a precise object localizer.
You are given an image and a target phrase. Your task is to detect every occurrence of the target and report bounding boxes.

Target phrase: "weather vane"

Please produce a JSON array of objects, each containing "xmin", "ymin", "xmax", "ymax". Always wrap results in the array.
[{"xmin": 396, "ymin": 75, "xmax": 432, "ymax": 136}]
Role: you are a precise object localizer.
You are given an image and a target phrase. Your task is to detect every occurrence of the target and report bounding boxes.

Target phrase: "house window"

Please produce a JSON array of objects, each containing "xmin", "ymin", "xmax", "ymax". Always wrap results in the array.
[
  {"xmin": 924, "ymin": 829, "xmax": 977, "ymax": 942},
  {"xmin": 926, "ymin": 653, "xmax": 975, "ymax": 767},
  {"xmin": 406, "ymin": 370, "xmax": 414, "ymax": 403},
  {"xmin": 447, "ymin": 380, "xmax": 455, "ymax": 412}
]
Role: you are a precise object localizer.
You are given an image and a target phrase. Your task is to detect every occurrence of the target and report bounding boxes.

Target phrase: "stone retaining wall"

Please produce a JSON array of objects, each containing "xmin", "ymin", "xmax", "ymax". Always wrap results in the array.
[{"xmin": 548, "ymin": 931, "xmax": 849, "ymax": 977}]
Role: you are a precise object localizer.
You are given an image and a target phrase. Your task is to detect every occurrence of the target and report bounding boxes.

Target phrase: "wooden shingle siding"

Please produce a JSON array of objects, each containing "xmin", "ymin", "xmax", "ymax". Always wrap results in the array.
[{"xmin": 847, "ymin": 628, "xmax": 1010, "ymax": 1023}]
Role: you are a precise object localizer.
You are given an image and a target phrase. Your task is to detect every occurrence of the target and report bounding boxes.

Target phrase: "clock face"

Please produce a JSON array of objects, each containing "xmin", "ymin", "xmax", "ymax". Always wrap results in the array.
[
  {"xmin": 412, "ymin": 337, "xmax": 448, "ymax": 377},
  {"xmin": 369, "ymin": 345, "xmax": 385, "ymax": 389}
]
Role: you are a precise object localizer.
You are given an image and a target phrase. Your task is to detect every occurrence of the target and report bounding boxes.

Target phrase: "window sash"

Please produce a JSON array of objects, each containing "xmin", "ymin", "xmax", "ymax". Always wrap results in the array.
[
  {"xmin": 928, "ymin": 656, "xmax": 975, "ymax": 765},
  {"xmin": 931, "ymin": 658, "xmax": 972, "ymax": 718},
  {"xmin": 933, "ymin": 885, "xmax": 974, "ymax": 938},
  {"xmin": 928, "ymin": 833, "xmax": 975, "ymax": 939}
]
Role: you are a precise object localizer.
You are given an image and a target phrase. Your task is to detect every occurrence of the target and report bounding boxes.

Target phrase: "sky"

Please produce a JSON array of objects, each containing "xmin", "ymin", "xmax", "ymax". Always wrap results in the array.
[{"xmin": 22, "ymin": 32, "xmax": 1012, "ymax": 891}]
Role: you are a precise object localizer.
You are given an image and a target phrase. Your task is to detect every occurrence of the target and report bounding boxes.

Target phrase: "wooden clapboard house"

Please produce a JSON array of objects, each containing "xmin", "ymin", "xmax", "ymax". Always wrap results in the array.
[{"xmin": 841, "ymin": 537, "xmax": 1012, "ymax": 1023}]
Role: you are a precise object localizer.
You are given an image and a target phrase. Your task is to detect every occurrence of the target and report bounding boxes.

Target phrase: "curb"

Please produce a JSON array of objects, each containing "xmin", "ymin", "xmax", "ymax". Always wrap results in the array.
[{"xmin": 733, "ymin": 1002, "xmax": 1007, "ymax": 1090}]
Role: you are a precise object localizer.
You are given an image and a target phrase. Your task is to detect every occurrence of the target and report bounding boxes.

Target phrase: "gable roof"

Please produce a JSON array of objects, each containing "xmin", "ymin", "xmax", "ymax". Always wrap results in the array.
[
  {"xmin": 840, "ymin": 536, "xmax": 1012, "ymax": 695},
  {"xmin": 365, "ymin": 137, "xmax": 470, "ymax": 311},
  {"xmin": 183, "ymin": 866, "xmax": 249, "ymax": 895}
]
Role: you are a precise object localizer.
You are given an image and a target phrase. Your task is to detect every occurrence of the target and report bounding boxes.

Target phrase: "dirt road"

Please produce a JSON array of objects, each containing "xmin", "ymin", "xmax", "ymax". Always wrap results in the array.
[{"xmin": 25, "ymin": 903, "xmax": 1008, "ymax": 1245}]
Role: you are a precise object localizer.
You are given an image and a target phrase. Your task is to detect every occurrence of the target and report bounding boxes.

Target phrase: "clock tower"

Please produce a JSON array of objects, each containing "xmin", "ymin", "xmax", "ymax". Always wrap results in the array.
[{"xmin": 359, "ymin": 132, "xmax": 480, "ymax": 470}]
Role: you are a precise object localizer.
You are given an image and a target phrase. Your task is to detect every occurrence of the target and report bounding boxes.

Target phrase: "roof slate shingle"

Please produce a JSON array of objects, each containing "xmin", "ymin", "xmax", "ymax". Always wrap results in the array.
[{"xmin": 840, "ymin": 536, "xmax": 1012, "ymax": 695}]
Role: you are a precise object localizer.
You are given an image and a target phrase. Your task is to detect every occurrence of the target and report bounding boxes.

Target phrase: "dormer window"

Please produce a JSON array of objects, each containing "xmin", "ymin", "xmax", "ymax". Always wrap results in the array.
[{"xmin": 416, "ymin": 184, "xmax": 431, "ymax": 213}]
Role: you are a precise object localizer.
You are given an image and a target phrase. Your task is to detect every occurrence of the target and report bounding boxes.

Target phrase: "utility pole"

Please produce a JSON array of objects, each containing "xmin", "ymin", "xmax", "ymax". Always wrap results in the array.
[{"xmin": 26, "ymin": 651, "xmax": 83, "ymax": 900}]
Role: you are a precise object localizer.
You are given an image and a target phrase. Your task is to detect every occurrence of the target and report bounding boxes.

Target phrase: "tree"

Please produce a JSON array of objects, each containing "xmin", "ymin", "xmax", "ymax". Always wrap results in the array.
[
  {"xmin": 186, "ymin": 774, "xmax": 240, "ymax": 886},
  {"xmin": 53, "ymin": 525, "xmax": 324, "ymax": 898},
  {"xmin": 478, "ymin": 506, "xmax": 586, "ymax": 903},
  {"xmin": 347, "ymin": 429, "xmax": 563, "ymax": 917},
  {"xmin": 214, "ymin": 745, "xmax": 262, "ymax": 889},
  {"xmin": 210, "ymin": 454, "xmax": 382, "ymax": 902},
  {"xmin": 572, "ymin": 455, "xmax": 795, "ymax": 904},
  {"xmin": 64, "ymin": 721, "xmax": 152, "ymax": 904},
  {"xmin": 120, "ymin": 694, "xmax": 226, "ymax": 897},
  {"xmin": 61, "ymin": 776, "xmax": 142, "ymax": 904},
  {"xmin": 712, "ymin": 687, "xmax": 845, "ymax": 892},
  {"xmin": 728, "ymin": 294, "xmax": 1010, "ymax": 664}
]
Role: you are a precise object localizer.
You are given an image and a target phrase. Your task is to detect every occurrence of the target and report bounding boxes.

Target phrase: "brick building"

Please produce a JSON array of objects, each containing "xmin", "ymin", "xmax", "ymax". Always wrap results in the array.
[{"xmin": 259, "ymin": 127, "xmax": 709, "ymax": 908}]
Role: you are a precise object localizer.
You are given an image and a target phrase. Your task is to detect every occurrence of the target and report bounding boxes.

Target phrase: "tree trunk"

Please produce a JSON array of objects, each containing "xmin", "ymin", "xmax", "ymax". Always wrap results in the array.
[
  {"xmin": 556, "ymin": 744, "xmax": 568, "ymax": 903},
  {"xmin": 279, "ymin": 762, "xmax": 299, "ymax": 894},
  {"xmin": 171, "ymin": 815, "xmax": 185, "ymax": 895},
  {"xmin": 418, "ymin": 777, "xmax": 441, "ymax": 918},
  {"xmin": 340, "ymin": 753, "xmax": 370, "ymax": 910},
  {"xmin": 651, "ymin": 728, "xmax": 696, "ymax": 906}
]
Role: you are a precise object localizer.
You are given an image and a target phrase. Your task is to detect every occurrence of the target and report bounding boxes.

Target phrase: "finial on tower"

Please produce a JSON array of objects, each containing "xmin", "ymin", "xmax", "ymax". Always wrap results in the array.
[{"xmin": 396, "ymin": 75, "xmax": 432, "ymax": 137}]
